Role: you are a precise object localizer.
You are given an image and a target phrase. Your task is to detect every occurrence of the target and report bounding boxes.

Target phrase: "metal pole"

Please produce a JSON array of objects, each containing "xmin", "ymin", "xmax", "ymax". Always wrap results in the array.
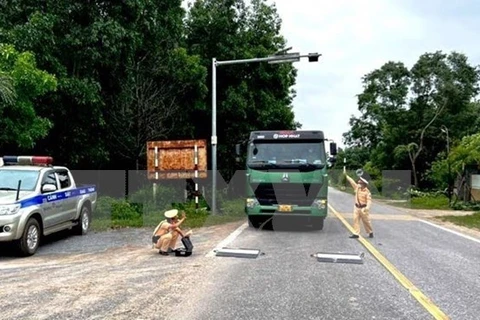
[
  {"xmin": 212, "ymin": 58, "xmax": 217, "ymax": 215},
  {"xmin": 441, "ymin": 125, "xmax": 452, "ymax": 205},
  {"xmin": 446, "ymin": 129, "xmax": 451, "ymax": 205},
  {"xmin": 215, "ymin": 53, "xmax": 319, "ymax": 66},
  {"xmin": 209, "ymin": 52, "xmax": 321, "ymax": 215}
]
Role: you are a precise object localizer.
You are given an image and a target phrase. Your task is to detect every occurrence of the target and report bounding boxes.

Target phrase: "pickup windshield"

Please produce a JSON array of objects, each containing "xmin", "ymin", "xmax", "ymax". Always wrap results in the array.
[
  {"xmin": 0, "ymin": 170, "xmax": 40, "ymax": 191},
  {"xmin": 247, "ymin": 140, "xmax": 326, "ymax": 169}
]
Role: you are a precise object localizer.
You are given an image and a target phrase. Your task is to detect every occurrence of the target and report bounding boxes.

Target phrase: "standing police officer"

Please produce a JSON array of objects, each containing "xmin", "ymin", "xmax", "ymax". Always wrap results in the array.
[{"xmin": 344, "ymin": 168, "xmax": 374, "ymax": 239}]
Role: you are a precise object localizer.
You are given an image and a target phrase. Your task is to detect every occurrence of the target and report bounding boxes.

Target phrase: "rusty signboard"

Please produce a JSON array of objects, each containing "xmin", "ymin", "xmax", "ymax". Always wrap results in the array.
[{"xmin": 147, "ymin": 140, "xmax": 207, "ymax": 180}]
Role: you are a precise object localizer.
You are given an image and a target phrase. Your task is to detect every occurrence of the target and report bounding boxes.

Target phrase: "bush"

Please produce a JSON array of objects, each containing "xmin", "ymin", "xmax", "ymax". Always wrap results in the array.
[
  {"xmin": 111, "ymin": 200, "xmax": 142, "ymax": 221},
  {"xmin": 405, "ymin": 188, "xmax": 446, "ymax": 198},
  {"xmin": 128, "ymin": 184, "xmax": 183, "ymax": 213},
  {"xmin": 220, "ymin": 198, "xmax": 244, "ymax": 215},
  {"xmin": 95, "ymin": 196, "xmax": 119, "ymax": 218},
  {"xmin": 451, "ymin": 202, "xmax": 480, "ymax": 211},
  {"xmin": 91, "ymin": 185, "xmax": 246, "ymax": 231}
]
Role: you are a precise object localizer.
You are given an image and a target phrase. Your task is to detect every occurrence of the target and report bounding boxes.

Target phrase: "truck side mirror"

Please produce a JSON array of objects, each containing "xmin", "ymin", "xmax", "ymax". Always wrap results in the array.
[
  {"xmin": 235, "ymin": 144, "xmax": 241, "ymax": 156},
  {"xmin": 330, "ymin": 142, "xmax": 337, "ymax": 156}
]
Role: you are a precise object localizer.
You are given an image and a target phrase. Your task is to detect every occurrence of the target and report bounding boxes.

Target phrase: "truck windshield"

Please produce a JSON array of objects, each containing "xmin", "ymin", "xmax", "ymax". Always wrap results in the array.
[
  {"xmin": 0, "ymin": 170, "xmax": 40, "ymax": 191},
  {"xmin": 247, "ymin": 140, "xmax": 326, "ymax": 167}
]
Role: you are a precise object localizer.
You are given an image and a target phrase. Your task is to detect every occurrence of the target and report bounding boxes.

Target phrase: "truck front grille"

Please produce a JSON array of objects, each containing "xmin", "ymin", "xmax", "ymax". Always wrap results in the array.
[{"xmin": 251, "ymin": 182, "xmax": 322, "ymax": 206}]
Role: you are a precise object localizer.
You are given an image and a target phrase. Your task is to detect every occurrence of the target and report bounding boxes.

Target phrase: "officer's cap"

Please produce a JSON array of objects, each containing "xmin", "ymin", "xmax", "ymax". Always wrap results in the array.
[{"xmin": 164, "ymin": 209, "xmax": 179, "ymax": 218}]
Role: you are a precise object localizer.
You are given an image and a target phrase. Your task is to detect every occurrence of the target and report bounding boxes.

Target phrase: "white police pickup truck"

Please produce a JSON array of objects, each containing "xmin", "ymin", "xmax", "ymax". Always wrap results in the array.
[{"xmin": 0, "ymin": 156, "xmax": 97, "ymax": 256}]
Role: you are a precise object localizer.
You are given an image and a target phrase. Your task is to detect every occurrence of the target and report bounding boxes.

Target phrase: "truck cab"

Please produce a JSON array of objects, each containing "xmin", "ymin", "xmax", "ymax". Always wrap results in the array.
[
  {"xmin": 0, "ymin": 156, "xmax": 97, "ymax": 256},
  {"xmin": 236, "ymin": 130, "xmax": 337, "ymax": 229}
]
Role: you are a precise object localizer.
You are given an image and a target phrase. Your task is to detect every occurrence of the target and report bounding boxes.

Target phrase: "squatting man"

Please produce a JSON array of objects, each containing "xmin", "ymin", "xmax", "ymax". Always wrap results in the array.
[
  {"xmin": 152, "ymin": 209, "xmax": 192, "ymax": 255},
  {"xmin": 344, "ymin": 167, "xmax": 374, "ymax": 239}
]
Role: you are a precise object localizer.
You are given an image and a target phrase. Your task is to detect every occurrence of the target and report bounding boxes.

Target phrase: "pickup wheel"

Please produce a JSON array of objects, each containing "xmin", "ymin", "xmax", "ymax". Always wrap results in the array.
[
  {"xmin": 74, "ymin": 205, "xmax": 91, "ymax": 236},
  {"xmin": 16, "ymin": 218, "xmax": 41, "ymax": 257}
]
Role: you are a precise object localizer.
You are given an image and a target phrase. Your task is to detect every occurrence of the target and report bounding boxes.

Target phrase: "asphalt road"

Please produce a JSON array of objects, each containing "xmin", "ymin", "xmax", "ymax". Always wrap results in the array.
[
  {"xmin": 173, "ymin": 187, "xmax": 480, "ymax": 320},
  {"xmin": 2, "ymin": 187, "xmax": 480, "ymax": 320}
]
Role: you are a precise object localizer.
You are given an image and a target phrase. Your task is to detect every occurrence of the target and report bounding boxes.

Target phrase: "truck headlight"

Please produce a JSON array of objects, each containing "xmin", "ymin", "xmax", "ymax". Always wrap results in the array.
[
  {"xmin": 246, "ymin": 198, "xmax": 259, "ymax": 208},
  {"xmin": 0, "ymin": 204, "xmax": 21, "ymax": 216},
  {"xmin": 312, "ymin": 199, "xmax": 327, "ymax": 209}
]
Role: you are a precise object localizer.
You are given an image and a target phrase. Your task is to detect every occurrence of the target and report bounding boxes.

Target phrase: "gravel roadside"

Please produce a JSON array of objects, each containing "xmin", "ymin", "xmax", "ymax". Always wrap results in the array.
[{"xmin": 0, "ymin": 220, "xmax": 246, "ymax": 320}]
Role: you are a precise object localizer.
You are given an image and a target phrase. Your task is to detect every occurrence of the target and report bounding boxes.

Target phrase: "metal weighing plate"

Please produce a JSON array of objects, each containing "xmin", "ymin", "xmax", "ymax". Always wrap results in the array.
[
  {"xmin": 214, "ymin": 248, "xmax": 262, "ymax": 259},
  {"xmin": 311, "ymin": 252, "xmax": 365, "ymax": 264}
]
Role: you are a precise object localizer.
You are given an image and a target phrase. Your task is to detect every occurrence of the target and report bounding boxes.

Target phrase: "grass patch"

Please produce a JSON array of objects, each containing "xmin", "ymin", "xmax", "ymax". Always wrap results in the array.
[
  {"xmin": 90, "ymin": 196, "xmax": 246, "ymax": 232},
  {"xmin": 438, "ymin": 212, "xmax": 480, "ymax": 230},
  {"xmin": 331, "ymin": 184, "xmax": 452, "ymax": 210},
  {"xmin": 387, "ymin": 195, "xmax": 451, "ymax": 210}
]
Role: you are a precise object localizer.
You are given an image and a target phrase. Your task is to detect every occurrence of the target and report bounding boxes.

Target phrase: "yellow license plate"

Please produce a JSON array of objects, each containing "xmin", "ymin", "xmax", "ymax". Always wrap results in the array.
[{"xmin": 278, "ymin": 205, "xmax": 292, "ymax": 212}]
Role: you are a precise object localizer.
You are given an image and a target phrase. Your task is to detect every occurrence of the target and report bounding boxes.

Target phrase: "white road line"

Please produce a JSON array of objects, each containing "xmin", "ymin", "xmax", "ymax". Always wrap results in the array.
[
  {"xmin": 205, "ymin": 222, "xmax": 249, "ymax": 257},
  {"xmin": 419, "ymin": 219, "xmax": 480, "ymax": 244}
]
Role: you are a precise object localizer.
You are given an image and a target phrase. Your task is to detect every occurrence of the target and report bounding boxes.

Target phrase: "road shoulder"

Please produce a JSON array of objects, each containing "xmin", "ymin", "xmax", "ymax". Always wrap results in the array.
[{"xmin": 331, "ymin": 186, "xmax": 480, "ymax": 241}]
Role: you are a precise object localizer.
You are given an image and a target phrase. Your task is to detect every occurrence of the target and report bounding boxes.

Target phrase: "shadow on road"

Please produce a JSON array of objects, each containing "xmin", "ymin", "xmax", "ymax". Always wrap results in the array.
[
  {"xmin": 0, "ymin": 228, "xmax": 79, "ymax": 258},
  {"xmin": 254, "ymin": 216, "xmax": 324, "ymax": 233}
]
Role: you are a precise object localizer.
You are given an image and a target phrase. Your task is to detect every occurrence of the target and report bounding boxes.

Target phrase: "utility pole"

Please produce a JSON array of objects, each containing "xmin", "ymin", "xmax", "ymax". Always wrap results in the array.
[
  {"xmin": 441, "ymin": 125, "xmax": 452, "ymax": 205},
  {"xmin": 210, "ymin": 50, "xmax": 322, "ymax": 214}
]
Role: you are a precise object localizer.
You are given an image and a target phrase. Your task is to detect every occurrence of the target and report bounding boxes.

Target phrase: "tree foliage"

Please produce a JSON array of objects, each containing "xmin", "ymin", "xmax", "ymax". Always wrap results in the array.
[
  {"xmin": 0, "ymin": 0, "xmax": 298, "ymax": 176},
  {"xmin": 0, "ymin": 43, "xmax": 57, "ymax": 148},
  {"xmin": 184, "ymin": 0, "xmax": 299, "ymax": 178},
  {"xmin": 343, "ymin": 51, "xmax": 480, "ymax": 189}
]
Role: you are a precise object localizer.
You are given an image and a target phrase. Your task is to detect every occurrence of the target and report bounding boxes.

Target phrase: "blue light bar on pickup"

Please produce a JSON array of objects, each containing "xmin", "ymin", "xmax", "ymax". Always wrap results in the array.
[{"xmin": 2, "ymin": 156, "xmax": 54, "ymax": 166}]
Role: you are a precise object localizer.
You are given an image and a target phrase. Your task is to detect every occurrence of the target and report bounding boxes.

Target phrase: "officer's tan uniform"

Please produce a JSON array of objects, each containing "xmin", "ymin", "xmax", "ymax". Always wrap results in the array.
[
  {"xmin": 152, "ymin": 209, "xmax": 192, "ymax": 254},
  {"xmin": 346, "ymin": 175, "xmax": 373, "ymax": 237},
  {"xmin": 152, "ymin": 220, "xmax": 181, "ymax": 252}
]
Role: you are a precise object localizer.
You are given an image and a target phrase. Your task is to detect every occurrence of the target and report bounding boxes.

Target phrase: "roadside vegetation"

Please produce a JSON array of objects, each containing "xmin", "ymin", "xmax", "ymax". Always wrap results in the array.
[
  {"xmin": 327, "ymin": 52, "xmax": 480, "ymax": 230},
  {"xmin": 438, "ymin": 212, "xmax": 480, "ymax": 231},
  {"xmin": 91, "ymin": 185, "xmax": 245, "ymax": 232},
  {"xmin": 330, "ymin": 169, "xmax": 480, "ymax": 230},
  {"xmin": 1, "ymin": 1, "xmax": 478, "ymax": 231}
]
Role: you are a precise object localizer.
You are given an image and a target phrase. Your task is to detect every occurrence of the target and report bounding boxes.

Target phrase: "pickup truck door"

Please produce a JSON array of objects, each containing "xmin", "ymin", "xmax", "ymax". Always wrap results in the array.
[
  {"xmin": 40, "ymin": 170, "xmax": 63, "ymax": 228},
  {"xmin": 55, "ymin": 169, "xmax": 77, "ymax": 220}
]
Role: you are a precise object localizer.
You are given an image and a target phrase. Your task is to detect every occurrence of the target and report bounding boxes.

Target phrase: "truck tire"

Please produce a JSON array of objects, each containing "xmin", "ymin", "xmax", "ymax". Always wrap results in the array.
[
  {"xmin": 311, "ymin": 217, "xmax": 325, "ymax": 230},
  {"xmin": 248, "ymin": 216, "xmax": 259, "ymax": 229},
  {"xmin": 74, "ymin": 205, "xmax": 91, "ymax": 236},
  {"xmin": 16, "ymin": 218, "xmax": 41, "ymax": 257}
]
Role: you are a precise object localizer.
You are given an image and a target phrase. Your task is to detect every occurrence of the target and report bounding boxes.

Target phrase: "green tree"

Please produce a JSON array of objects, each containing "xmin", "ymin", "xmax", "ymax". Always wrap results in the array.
[
  {"xmin": 108, "ymin": 48, "xmax": 207, "ymax": 169},
  {"xmin": 184, "ymin": 0, "xmax": 299, "ymax": 179},
  {"xmin": 0, "ymin": 0, "xmax": 204, "ymax": 169},
  {"xmin": 0, "ymin": 73, "xmax": 15, "ymax": 104},
  {"xmin": 0, "ymin": 43, "xmax": 57, "ymax": 148},
  {"xmin": 333, "ymin": 147, "xmax": 370, "ymax": 170},
  {"xmin": 448, "ymin": 132, "xmax": 480, "ymax": 172},
  {"xmin": 343, "ymin": 51, "xmax": 480, "ymax": 188},
  {"xmin": 428, "ymin": 132, "xmax": 480, "ymax": 189}
]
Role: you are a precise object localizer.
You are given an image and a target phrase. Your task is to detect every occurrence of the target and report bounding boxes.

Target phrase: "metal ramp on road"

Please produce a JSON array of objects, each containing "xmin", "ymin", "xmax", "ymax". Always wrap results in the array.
[
  {"xmin": 311, "ymin": 251, "xmax": 365, "ymax": 264},
  {"xmin": 214, "ymin": 248, "xmax": 263, "ymax": 259}
]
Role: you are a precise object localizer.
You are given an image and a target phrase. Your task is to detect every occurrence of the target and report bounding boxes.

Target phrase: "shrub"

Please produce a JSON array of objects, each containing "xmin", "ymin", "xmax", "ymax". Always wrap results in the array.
[
  {"xmin": 111, "ymin": 200, "xmax": 142, "ymax": 221},
  {"xmin": 220, "ymin": 199, "xmax": 244, "ymax": 215}
]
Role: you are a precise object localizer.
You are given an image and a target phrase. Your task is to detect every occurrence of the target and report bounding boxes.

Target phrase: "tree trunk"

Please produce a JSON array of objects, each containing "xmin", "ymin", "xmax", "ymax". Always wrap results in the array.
[{"xmin": 412, "ymin": 161, "xmax": 418, "ymax": 188}]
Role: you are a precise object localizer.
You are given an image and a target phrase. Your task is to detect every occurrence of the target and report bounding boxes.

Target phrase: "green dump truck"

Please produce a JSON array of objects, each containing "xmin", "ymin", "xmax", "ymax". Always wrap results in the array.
[{"xmin": 236, "ymin": 130, "xmax": 337, "ymax": 229}]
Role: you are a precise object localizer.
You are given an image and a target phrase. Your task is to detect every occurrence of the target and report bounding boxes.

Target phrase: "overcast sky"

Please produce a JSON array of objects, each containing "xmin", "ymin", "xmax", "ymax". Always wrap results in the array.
[
  {"xmin": 182, "ymin": 0, "xmax": 480, "ymax": 148},
  {"xmin": 269, "ymin": 0, "xmax": 480, "ymax": 147}
]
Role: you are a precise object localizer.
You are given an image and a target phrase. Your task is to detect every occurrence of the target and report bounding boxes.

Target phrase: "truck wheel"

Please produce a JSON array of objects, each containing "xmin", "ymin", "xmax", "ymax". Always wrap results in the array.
[
  {"xmin": 16, "ymin": 218, "xmax": 41, "ymax": 257},
  {"xmin": 74, "ymin": 205, "xmax": 91, "ymax": 235},
  {"xmin": 311, "ymin": 217, "xmax": 325, "ymax": 230}
]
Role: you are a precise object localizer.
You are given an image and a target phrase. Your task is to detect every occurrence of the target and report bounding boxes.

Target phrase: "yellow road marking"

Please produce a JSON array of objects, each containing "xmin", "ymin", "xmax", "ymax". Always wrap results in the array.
[
  {"xmin": 338, "ymin": 213, "xmax": 417, "ymax": 221},
  {"xmin": 328, "ymin": 204, "xmax": 450, "ymax": 320}
]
